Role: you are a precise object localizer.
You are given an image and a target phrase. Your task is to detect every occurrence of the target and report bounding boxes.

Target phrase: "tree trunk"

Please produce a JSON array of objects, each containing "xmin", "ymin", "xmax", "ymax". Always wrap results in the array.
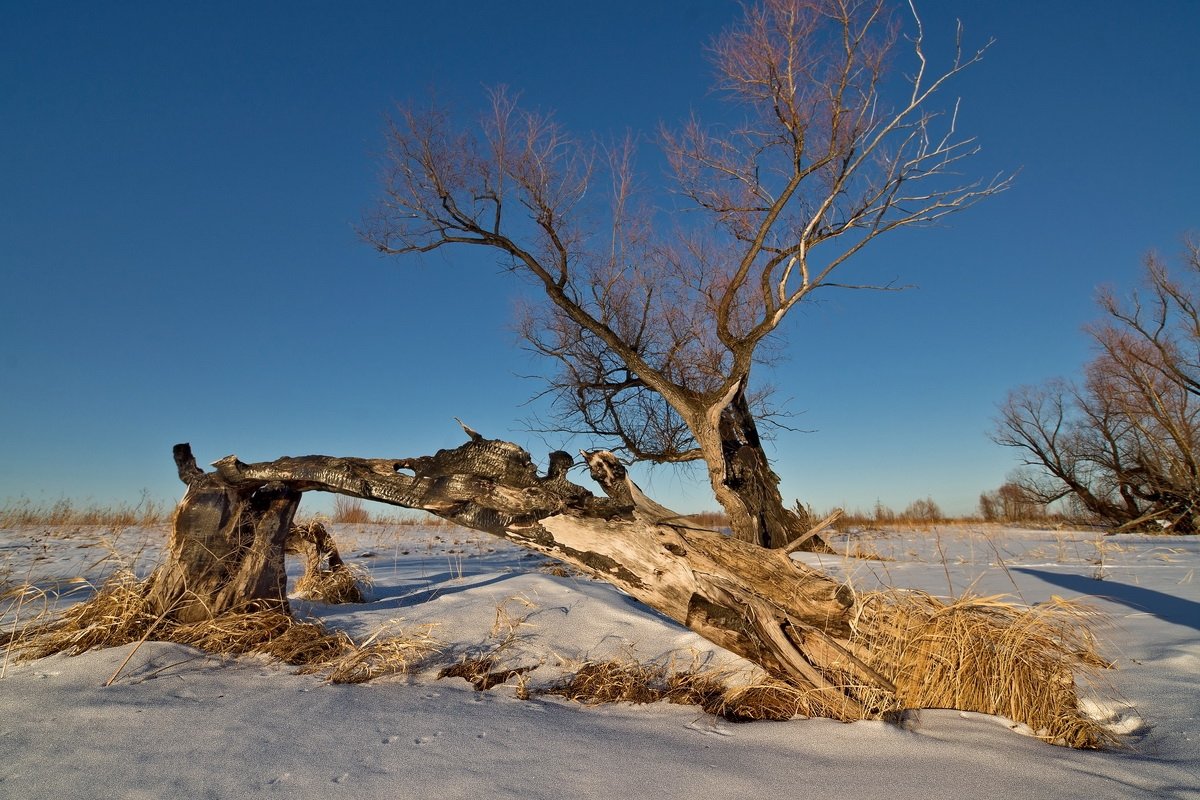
[
  {"xmin": 704, "ymin": 385, "xmax": 826, "ymax": 551},
  {"xmin": 146, "ymin": 445, "xmax": 301, "ymax": 623},
  {"xmin": 168, "ymin": 432, "xmax": 883, "ymax": 715}
]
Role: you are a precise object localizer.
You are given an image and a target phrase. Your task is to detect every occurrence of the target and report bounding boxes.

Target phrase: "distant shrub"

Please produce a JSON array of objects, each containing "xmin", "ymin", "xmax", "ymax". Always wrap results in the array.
[
  {"xmin": 331, "ymin": 496, "xmax": 374, "ymax": 525},
  {"xmin": 688, "ymin": 510, "xmax": 730, "ymax": 530},
  {"xmin": 902, "ymin": 497, "xmax": 942, "ymax": 523},
  {"xmin": 979, "ymin": 482, "xmax": 1048, "ymax": 523}
]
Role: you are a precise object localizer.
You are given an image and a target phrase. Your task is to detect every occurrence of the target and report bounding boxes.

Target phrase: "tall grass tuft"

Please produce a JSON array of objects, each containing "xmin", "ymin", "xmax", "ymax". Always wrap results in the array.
[
  {"xmin": 849, "ymin": 590, "xmax": 1115, "ymax": 748},
  {"xmin": 331, "ymin": 496, "xmax": 374, "ymax": 525}
]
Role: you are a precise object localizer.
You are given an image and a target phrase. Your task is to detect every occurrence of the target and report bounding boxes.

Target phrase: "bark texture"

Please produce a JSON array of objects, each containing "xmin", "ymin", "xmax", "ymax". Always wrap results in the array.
[
  {"xmin": 146, "ymin": 445, "xmax": 301, "ymax": 623},
  {"xmin": 713, "ymin": 387, "xmax": 819, "ymax": 549}
]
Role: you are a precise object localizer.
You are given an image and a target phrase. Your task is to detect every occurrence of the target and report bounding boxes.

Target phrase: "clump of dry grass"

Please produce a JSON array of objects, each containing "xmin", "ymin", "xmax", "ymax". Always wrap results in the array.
[
  {"xmin": 437, "ymin": 595, "xmax": 540, "ymax": 695},
  {"xmin": 287, "ymin": 519, "xmax": 370, "ymax": 604},
  {"xmin": 542, "ymin": 658, "xmax": 786, "ymax": 720},
  {"xmin": 712, "ymin": 682, "xmax": 810, "ymax": 721},
  {"xmin": 530, "ymin": 593, "xmax": 1118, "ymax": 747},
  {"xmin": 170, "ymin": 610, "xmax": 345, "ymax": 665},
  {"xmin": 663, "ymin": 667, "xmax": 728, "ymax": 709},
  {"xmin": 293, "ymin": 563, "xmax": 369, "ymax": 604},
  {"xmin": 331, "ymin": 496, "xmax": 374, "ymax": 525},
  {"xmin": 842, "ymin": 544, "xmax": 893, "ymax": 562},
  {"xmin": 321, "ymin": 623, "xmax": 442, "ymax": 684},
  {"xmin": 536, "ymin": 562, "xmax": 584, "ymax": 578},
  {"xmin": 849, "ymin": 590, "xmax": 1115, "ymax": 748},
  {"xmin": 439, "ymin": 658, "xmax": 536, "ymax": 692},
  {"xmin": 540, "ymin": 659, "xmax": 808, "ymax": 722},
  {"xmin": 3, "ymin": 570, "xmax": 439, "ymax": 685},
  {"xmin": 546, "ymin": 660, "xmax": 667, "ymax": 705},
  {"xmin": 9, "ymin": 570, "xmax": 157, "ymax": 660}
]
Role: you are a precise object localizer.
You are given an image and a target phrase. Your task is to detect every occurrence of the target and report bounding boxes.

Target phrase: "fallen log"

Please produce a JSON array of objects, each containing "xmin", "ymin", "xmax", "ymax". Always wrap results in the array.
[
  {"xmin": 178, "ymin": 433, "xmax": 874, "ymax": 713},
  {"xmin": 143, "ymin": 427, "xmax": 1112, "ymax": 745}
]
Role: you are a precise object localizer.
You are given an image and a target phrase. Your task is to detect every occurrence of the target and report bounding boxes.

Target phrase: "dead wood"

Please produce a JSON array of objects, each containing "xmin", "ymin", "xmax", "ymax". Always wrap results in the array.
[
  {"xmin": 177, "ymin": 432, "xmax": 882, "ymax": 716},
  {"xmin": 80, "ymin": 429, "xmax": 1109, "ymax": 745},
  {"xmin": 144, "ymin": 445, "xmax": 300, "ymax": 623}
]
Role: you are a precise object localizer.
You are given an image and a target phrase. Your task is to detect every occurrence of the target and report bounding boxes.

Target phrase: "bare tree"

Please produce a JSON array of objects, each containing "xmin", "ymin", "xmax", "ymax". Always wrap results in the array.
[
  {"xmin": 902, "ymin": 496, "xmax": 942, "ymax": 522},
  {"xmin": 363, "ymin": 0, "xmax": 1008, "ymax": 547},
  {"xmin": 995, "ymin": 238, "xmax": 1200, "ymax": 532},
  {"xmin": 979, "ymin": 481, "xmax": 1047, "ymax": 522}
]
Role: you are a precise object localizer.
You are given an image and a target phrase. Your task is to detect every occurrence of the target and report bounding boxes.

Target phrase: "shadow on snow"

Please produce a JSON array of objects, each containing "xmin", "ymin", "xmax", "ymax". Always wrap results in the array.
[{"xmin": 1014, "ymin": 567, "xmax": 1200, "ymax": 632}]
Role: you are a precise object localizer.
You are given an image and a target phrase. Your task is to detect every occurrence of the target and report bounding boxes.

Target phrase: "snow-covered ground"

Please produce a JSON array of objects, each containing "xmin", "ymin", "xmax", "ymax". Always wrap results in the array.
[{"xmin": 2, "ymin": 521, "xmax": 1198, "ymax": 799}]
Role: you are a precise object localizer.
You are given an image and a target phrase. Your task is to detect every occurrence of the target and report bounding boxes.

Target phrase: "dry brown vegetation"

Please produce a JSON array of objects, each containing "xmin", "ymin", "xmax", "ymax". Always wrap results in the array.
[
  {"xmin": 2, "ymin": 568, "xmax": 439, "ymax": 685},
  {"xmin": 305, "ymin": 498, "xmax": 466, "ymax": 530},
  {"xmin": 293, "ymin": 563, "xmax": 369, "ymax": 604},
  {"xmin": 427, "ymin": 588, "xmax": 1113, "ymax": 747},
  {"xmin": 541, "ymin": 660, "xmax": 808, "ymax": 722},
  {"xmin": 331, "ymin": 496, "xmax": 374, "ymax": 525},
  {"xmin": 849, "ymin": 591, "xmax": 1113, "ymax": 748},
  {"xmin": 0, "ymin": 497, "xmax": 168, "ymax": 528},
  {"xmin": 534, "ymin": 590, "xmax": 1114, "ymax": 747}
]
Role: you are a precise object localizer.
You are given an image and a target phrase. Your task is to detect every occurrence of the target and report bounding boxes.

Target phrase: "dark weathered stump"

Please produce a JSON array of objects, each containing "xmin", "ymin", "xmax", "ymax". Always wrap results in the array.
[
  {"xmin": 165, "ymin": 433, "xmax": 877, "ymax": 713},
  {"xmin": 146, "ymin": 445, "xmax": 300, "ymax": 623}
]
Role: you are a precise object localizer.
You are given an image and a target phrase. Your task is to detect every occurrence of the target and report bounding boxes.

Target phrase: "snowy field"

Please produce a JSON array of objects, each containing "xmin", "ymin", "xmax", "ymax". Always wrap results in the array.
[{"xmin": 2, "ymin": 521, "xmax": 1198, "ymax": 799}]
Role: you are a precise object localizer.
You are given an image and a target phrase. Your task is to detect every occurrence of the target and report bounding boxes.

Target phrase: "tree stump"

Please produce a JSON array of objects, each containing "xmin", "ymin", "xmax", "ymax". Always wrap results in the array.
[{"xmin": 146, "ymin": 445, "xmax": 301, "ymax": 623}]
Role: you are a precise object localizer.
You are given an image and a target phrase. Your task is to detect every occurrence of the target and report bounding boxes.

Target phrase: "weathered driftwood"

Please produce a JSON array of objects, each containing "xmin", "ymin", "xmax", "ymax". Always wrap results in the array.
[{"xmin": 160, "ymin": 430, "xmax": 887, "ymax": 715}]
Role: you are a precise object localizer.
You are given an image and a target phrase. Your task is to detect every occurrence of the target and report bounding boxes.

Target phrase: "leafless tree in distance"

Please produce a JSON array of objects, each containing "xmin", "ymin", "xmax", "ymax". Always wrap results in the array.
[
  {"xmin": 979, "ymin": 481, "xmax": 1046, "ymax": 523},
  {"xmin": 995, "ymin": 237, "xmax": 1200, "ymax": 532},
  {"xmin": 363, "ymin": 0, "xmax": 1009, "ymax": 547}
]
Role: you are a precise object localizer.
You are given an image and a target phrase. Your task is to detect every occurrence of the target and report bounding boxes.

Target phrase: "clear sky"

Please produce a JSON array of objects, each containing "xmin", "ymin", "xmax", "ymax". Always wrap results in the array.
[{"xmin": 3, "ymin": 1, "xmax": 1199, "ymax": 518}]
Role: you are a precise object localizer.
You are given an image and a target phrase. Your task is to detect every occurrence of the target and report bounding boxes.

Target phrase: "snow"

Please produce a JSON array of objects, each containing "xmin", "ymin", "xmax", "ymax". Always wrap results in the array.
[{"xmin": 2, "ymin": 522, "xmax": 1199, "ymax": 799}]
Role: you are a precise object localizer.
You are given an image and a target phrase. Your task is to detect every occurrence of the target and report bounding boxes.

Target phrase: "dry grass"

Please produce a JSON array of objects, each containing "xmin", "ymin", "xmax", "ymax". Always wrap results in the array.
[
  {"xmin": 0, "ymin": 497, "xmax": 168, "ymax": 528},
  {"xmin": 321, "ymin": 622, "xmax": 442, "ymax": 684},
  {"xmin": 848, "ymin": 591, "xmax": 1115, "ymax": 748},
  {"xmin": 293, "ymin": 564, "xmax": 369, "ymax": 604},
  {"xmin": 536, "ymin": 657, "xmax": 798, "ymax": 723},
  {"xmin": 439, "ymin": 658, "xmax": 536, "ymax": 692},
  {"xmin": 545, "ymin": 660, "xmax": 667, "ymax": 705},
  {"xmin": 541, "ymin": 659, "xmax": 813, "ymax": 722},
  {"xmin": 298, "ymin": 504, "xmax": 467, "ymax": 530},
  {"xmin": 438, "ymin": 595, "xmax": 539, "ymax": 695},
  {"xmin": 687, "ymin": 510, "xmax": 730, "ymax": 530},
  {"xmin": 7, "ymin": 570, "xmax": 157, "ymax": 660},
  {"xmin": 331, "ymin": 496, "xmax": 374, "ymax": 525},
  {"xmin": 662, "ymin": 666, "xmax": 729, "ymax": 709},
  {"xmin": 713, "ymin": 682, "xmax": 811, "ymax": 721},
  {"xmin": 528, "ymin": 589, "xmax": 1119, "ymax": 746},
  {"xmin": 174, "ymin": 610, "xmax": 347, "ymax": 664},
  {"xmin": 2, "ymin": 518, "xmax": 1118, "ymax": 748},
  {"xmin": 5, "ymin": 569, "xmax": 1118, "ymax": 746},
  {"xmin": 2, "ymin": 570, "xmax": 439, "ymax": 685},
  {"xmin": 287, "ymin": 520, "xmax": 370, "ymax": 604}
]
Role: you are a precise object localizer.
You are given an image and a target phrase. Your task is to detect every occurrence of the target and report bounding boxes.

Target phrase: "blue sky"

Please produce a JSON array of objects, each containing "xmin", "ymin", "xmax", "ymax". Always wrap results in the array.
[{"xmin": 3, "ymin": 1, "xmax": 1198, "ymax": 517}]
